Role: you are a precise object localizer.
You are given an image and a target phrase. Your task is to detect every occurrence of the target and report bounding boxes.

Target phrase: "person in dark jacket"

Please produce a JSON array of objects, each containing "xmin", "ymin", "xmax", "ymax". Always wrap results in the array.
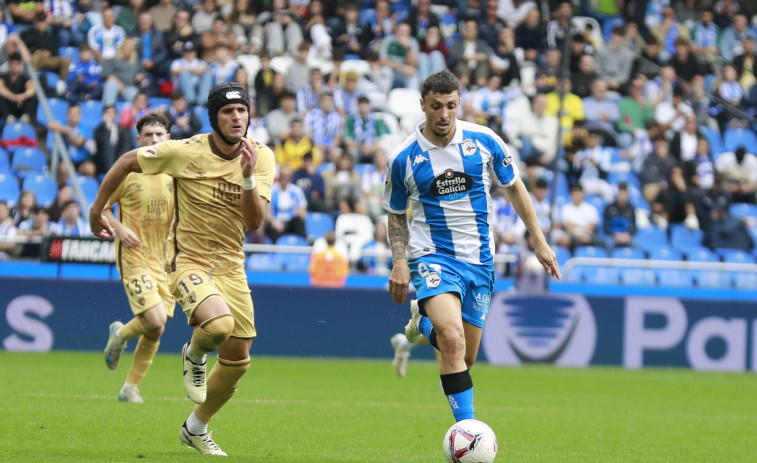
[
  {"xmin": 93, "ymin": 103, "xmax": 134, "ymax": 176},
  {"xmin": 165, "ymin": 91, "xmax": 202, "ymax": 140},
  {"xmin": 603, "ymin": 183, "xmax": 637, "ymax": 249}
]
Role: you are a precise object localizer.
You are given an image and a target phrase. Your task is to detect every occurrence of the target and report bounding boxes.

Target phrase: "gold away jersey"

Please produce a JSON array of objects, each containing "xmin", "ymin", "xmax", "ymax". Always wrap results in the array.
[
  {"xmin": 107, "ymin": 172, "xmax": 174, "ymax": 277},
  {"xmin": 136, "ymin": 134, "xmax": 275, "ymax": 274}
]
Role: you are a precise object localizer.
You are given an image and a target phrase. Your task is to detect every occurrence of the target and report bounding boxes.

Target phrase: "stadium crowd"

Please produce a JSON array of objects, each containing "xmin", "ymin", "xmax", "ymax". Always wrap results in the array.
[{"xmin": 0, "ymin": 0, "xmax": 756, "ymax": 285}]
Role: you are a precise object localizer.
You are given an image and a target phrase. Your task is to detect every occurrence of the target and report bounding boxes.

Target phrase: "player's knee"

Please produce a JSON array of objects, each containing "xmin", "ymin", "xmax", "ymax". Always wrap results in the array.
[
  {"xmin": 200, "ymin": 314, "xmax": 235, "ymax": 346},
  {"xmin": 140, "ymin": 308, "xmax": 167, "ymax": 335},
  {"xmin": 436, "ymin": 327, "xmax": 466, "ymax": 352}
]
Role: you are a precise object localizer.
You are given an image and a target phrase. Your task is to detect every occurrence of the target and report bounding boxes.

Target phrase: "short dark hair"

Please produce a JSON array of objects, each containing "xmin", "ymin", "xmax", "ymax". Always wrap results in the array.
[
  {"xmin": 535, "ymin": 178, "xmax": 548, "ymax": 189},
  {"xmin": 8, "ymin": 52, "xmax": 22, "ymax": 62},
  {"xmin": 569, "ymin": 183, "xmax": 583, "ymax": 192},
  {"xmin": 137, "ymin": 112, "xmax": 170, "ymax": 133},
  {"xmin": 617, "ymin": 182, "xmax": 628, "ymax": 191},
  {"xmin": 421, "ymin": 70, "xmax": 460, "ymax": 99}
]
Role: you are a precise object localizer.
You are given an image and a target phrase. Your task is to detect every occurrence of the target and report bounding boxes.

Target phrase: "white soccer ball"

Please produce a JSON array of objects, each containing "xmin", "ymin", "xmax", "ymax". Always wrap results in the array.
[{"xmin": 442, "ymin": 419, "xmax": 498, "ymax": 463}]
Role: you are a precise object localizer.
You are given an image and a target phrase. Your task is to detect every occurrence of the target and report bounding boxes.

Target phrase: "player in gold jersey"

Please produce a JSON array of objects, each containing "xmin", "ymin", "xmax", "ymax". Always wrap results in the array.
[
  {"xmin": 102, "ymin": 113, "xmax": 174, "ymax": 403},
  {"xmin": 89, "ymin": 83, "xmax": 275, "ymax": 456}
]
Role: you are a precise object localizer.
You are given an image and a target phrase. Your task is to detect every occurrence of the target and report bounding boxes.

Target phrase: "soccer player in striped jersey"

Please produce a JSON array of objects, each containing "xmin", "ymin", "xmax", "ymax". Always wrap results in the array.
[
  {"xmin": 384, "ymin": 70, "xmax": 561, "ymax": 423},
  {"xmin": 102, "ymin": 113, "xmax": 174, "ymax": 403}
]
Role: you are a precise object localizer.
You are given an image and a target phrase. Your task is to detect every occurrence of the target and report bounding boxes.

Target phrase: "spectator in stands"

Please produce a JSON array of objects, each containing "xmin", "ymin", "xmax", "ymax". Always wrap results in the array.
[
  {"xmin": 51, "ymin": 200, "xmax": 89, "ymax": 237},
  {"xmin": 545, "ymin": 78, "xmax": 584, "ymax": 134},
  {"xmin": 582, "ymin": 79, "xmax": 620, "ymax": 144},
  {"xmin": 405, "ymin": 0, "xmax": 439, "ymax": 46},
  {"xmin": 88, "ymin": 7, "xmax": 126, "ymax": 62},
  {"xmin": 0, "ymin": 10, "xmax": 16, "ymax": 64},
  {"xmin": 257, "ymin": 0, "xmax": 304, "ymax": 56},
  {"xmin": 670, "ymin": 38, "xmax": 705, "ymax": 83},
  {"xmin": 490, "ymin": 27, "xmax": 520, "ymax": 88},
  {"xmin": 535, "ymin": 48, "xmax": 563, "ymax": 93},
  {"xmin": 12, "ymin": 190, "xmax": 36, "ymax": 227},
  {"xmin": 0, "ymin": 200, "xmax": 19, "ymax": 259},
  {"xmin": 669, "ymin": 114, "xmax": 702, "ymax": 162},
  {"xmin": 309, "ymin": 230, "xmax": 349, "ymax": 286},
  {"xmin": 265, "ymin": 164, "xmax": 308, "ymax": 243},
  {"xmin": 296, "ymin": 67, "xmax": 328, "ymax": 114},
  {"xmin": 0, "ymin": 52, "xmax": 37, "ymax": 125},
  {"xmin": 632, "ymin": 35, "xmax": 663, "ymax": 81},
  {"xmin": 330, "ymin": 3, "xmax": 366, "ymax": 58},
  {"xmin": 7, "ymin": 0, "xmax": 43, "ymax": 34},
  {"xmin": 323, "ymin": 152, "xmax": 361, "ymax": 211},
  {"xmin": 359, "ymin": 149, "xmax": 388, "ymax": 221},
  {"xmin": 333, "ymin": 72, "xmax": 362, "ymax": 119},
  {"xmin": 379, "ymin": 21, "xmax": 420, "ymax": 91},
  {"xmin": 48, "ymin": 184, "xmax": 72, "ymax": 222},
  {"xmin": 478, "ymin": 0, "xmax": 506, "ymax": 50},
  {"xmin": 93, "ymin": 103, "xmax": 134, "ymax": 177},
  {"xmin": 417, "ymin": 26, "xmax": 449, "ymax": 85},
  {"xmin": 344, "ymin": 96, "xmax": 386, "ymax": 164},
  {"xmin": 684, "ymin": 136, "xmax": 715, "ymax": 191},
  {"xmin": 603, "ymin": 183, "xmax": 636, "ymax": 250},
  {"xmin": 129, "ymin": 11, "xmax": 169, "ymax": 81},
  {"xmin": 653, "ymin": 165, "xmax": 699, "ymax": 229},
  {"xmin": 17, "ymin": 205, "xmax": 50, "ymax": 256},
  {"xmin": 690, "ymin": 8, "xmax": 722, "ymax": 75},
  {"xmin": 716, "ymin": 146, "xmax": 757, "ymax": 204},
  {"xmin": 246, "ymin": 100, "xmax": 270, "ymax": 145},
  {"xmin": 21, "ymin": 11, "xmax": 71, "ymax": 91},
  {"xmin": 65, "ymin": 44, "xmax": 103, "ymax": 102},
  {"xmin": 250, "ymin": 53, "xmax": 272, "ymax": 112},
  {"xmin": 304, "ymin": 91, "xmax": 343, "ymax": 161},
  {"xmin": 546, "ymin": 0, "xmax": 576, "ymax": 51},
  {"xmin": 651, "ymin": 7, "xmax": 690, "ymax": 61},
  {"xmin": 192, "ymin": 0, "xmax": 219, "ymax": 35},
  {"xmin": 575, "ymin": 131, "xmax": 614, "ymax": 201},
  {"xmin": 449, "ymin": 20, "xmax": 489, "ymax": 89},
  {"xmin": 165, "ymin": 91, "xmax": 201, "ymax": 140},
  {"xmin": 169, "ymin": 41, "xmax": 212, "ymax": 106},
  {"xmin": 292, "ymin": 151, "xmax": 328, "ymax": 213},
  {"xmin": 118, "ymin": 92, "xmax": 153, "ymax": 133},
  {"xmin": 285, "ymin": 42, "xmax": 310, "ymax": 93},
  {"xmin": 200, "ymin": 17, "xmax": 240, "ymax": 62},
  {"xmin": 627, "ymin": 120, "xmax": 661, "ymax": 172},
  {"xmin": 655, "ymin": 86, "xmax": 693, "ymax": 136},
  {"xmin": 116, "ymin": 0, "xmax": 145, "ymax": 32},
  {"xmin": 515, "ymin": 8, "xmax": 546, "ymax": 63},
  {"xmin": 149, "ymin": 0, "xmax": 177, "ymax": 33},
  {"xmin": 362, "ymin": 0, "xmax": 394, "ymax": 54},
  {"xmin": 164, "ymin": 9, "xmax": 195, "ymax": 61},
  {"xmin": 618, "ymin": 77, "xmax": 655, "ymax": 136},
  {"xmin": 276, "ymin": 117, "xmax": 321, "ymax": 169},
  {"xmin": 567, "ymin": 34, "xmax": 591, "ymax": 76},
  {"xmin": 47, "ymin": 103, "xmax": 95, "ymax": 176},
  {"xmin": 719, "ymin": 12, "xmax": 755, "ymax": 64},
  {"xmin": 357, "ymin": 219, "xmax": 391, "ymax": 276},
  {"xmin": 529, "ymin": 177, "xmax": 552, "ymax": 234},
  {"xmin": 560, "ymin": 183, "xmax": 601, "ymax": 250},
  {"xmin": 596, "ymin": 26, "xmax": 634, "ymax": 94},
  {"xmin": 265, "ymin": 90, "xmax": 297, "ymax": 143},
  {"xmin": 102, "ymin": 38, "xmax": 150, "ymax": 105},
  {"xmin": 514, "ymin": 93, "xmax": 559, "ymax": 166},
  {"xmin": 733, "ymin": 37, "xmax": 755, "ymax": 91},
  {"xmin": 691, "ymin": 172, "xmax": 731, "ymax": 231},
  {"xmin": 640, "ymin": 136, "xmax": 677, "ymax": 204},
  {"xmin": 227, "ymin": 0, "xmax": 260, "ymax": 53},
  {"xmin": 472, "ymin": 74, "xmax": 507, "ymax": 133},
  {"xmin": 687, "ymin": 74, "xmax": 713, "ymax": 126},
  {"xmin": 210, "ymin": 43, "xmax": 237, "ymax": 86},
  {"xmin": 704, "ymin": 204, "xmax": 755, "ymax": 251},
  {"xmin": 571, "ymin": 55, "xmax": 598, "ymax": 99},
  {"xmin": 714, "ymin": 64, "xmax": 745, "ymax": 128}
]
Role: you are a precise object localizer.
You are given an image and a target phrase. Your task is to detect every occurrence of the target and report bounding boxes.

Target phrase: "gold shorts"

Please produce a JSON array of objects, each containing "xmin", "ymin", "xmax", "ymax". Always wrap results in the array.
[
  {"xmin": 121, "ymin": 271, "xmax": 175, "ymax": 317},
  {"xmin": 170, "ymin": 266, "xmax": 256, "ymax": 338}
]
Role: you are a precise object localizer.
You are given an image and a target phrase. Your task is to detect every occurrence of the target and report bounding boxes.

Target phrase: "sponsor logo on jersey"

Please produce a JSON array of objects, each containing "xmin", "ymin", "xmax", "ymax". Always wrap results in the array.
[
  {"xmin": 225, "ymin": 91, "xmax": 242, "ymax": 99},
  {"xmin": 461, "ymin": 139, "xmax": 477, "ymax": 156},
  {"xmin": 431, "ymin": 169, "xmax": 473, "ymax": 200},
  {"xmin": 503, "ymin": 152, "xmax": 512, "ymax": 167},
  {"xmin": 472, "ymin": 292, "xmax": 491, "ymax": 312},
  {"xmin": 412, "ymin": 154, "xmax": 428, "ymax": 166},
  {"xmin": 144, "ymin": 147, "xmax": 157, "ymax": 158}
]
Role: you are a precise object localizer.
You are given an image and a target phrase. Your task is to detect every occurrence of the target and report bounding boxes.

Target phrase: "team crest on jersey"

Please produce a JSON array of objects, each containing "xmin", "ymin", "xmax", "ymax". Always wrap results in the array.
[
  {"xmin": 426, "ymin": 272, "xmax": 441, "ymax": 288},
  {"xmin": 144, "ymin": 147, "xmax": 157, "ymax": 157},
  {"xmin": 431, "ymin": 169, "xmax": 473, "ymax": 200},
  {"xmin": 461, "ymin": 139, "xmax": 477, "ymax": 156},
  {"xmin": 412, "ymin": 154, "xmax": 428, "ymax": 166}
]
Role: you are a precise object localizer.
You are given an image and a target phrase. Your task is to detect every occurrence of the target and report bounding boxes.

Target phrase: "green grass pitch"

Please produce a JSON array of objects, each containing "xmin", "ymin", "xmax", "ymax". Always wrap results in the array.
[{"xmin": 2, "ymin": 351, "xmax": 756, "ymax": 462}]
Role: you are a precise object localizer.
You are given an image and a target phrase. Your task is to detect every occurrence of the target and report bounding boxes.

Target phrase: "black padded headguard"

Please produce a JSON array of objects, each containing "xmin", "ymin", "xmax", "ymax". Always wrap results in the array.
[{"xmin": 206, "ymin": 82, "xmax": 250, "ymax": 145}]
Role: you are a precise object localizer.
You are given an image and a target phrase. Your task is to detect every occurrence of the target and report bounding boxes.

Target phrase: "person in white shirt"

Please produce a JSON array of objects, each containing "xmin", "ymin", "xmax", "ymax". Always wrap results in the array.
[
  {"xmin": 560, "ymin": 184, "xmax": 601, "ymax": 249},
  {"xmin": 514, "ymin": 93, "xmax": 559, "ymax": 165},
  {"xmin": 715, "ymin": 146, "xmax": 757, "ymax": 203},
  {"xmin": 87, "ymin": 7, "xmax": 126, "ymax": 62},
  {"xmin": 170, "ymin": 42, "xmax": 213, "ymax": 106}
]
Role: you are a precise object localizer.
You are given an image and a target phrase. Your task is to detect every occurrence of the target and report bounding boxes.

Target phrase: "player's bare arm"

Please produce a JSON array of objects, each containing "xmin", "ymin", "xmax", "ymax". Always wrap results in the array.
[
  {"xmin": 388, "ymin": 212, "xmax": 411, "ymax": 304},
  {"xmin": 102, "ymin": 209, "xmax": 142, "ymax": 248},
  {"xmin": 240, "ymin": 137, "xmax": 266, "ymax": 230},
  {"xmin": 504, "ymin": 178, "xmax": 561, "ymax": 279},
  {"xmin": 89, "ymin": 150, "xmax": 143, "ymax": 239}
]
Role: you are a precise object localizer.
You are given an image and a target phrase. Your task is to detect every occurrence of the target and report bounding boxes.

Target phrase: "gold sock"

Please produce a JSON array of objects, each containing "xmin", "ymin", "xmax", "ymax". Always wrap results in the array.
[
  {"xmin": 194, "ymin": 357, "xmax": 250, "ymax": 423},
  {"xmin": 125, "ymin": 336, "xmax": 160, "ymax": 386},
  {"xmin": 189, "ymin": 314, "xmax": 234, "ymax": 357},
  {"xmin": 118, "ymin": 317, "xmax": 147, "ymax": 342}
]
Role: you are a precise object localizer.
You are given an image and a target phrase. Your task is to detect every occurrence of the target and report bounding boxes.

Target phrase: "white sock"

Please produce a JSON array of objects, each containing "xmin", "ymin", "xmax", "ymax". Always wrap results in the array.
[
  {"xmin": 186, "ymin": 411, "xmax": 208, "ymax": 436},
  {"xmin": 122, "ymin": 382, "xmax": 136, "ymax": 389},
  {"xmin": 187, "ymin": 349, "xmax": 207, "ymax": 364}
]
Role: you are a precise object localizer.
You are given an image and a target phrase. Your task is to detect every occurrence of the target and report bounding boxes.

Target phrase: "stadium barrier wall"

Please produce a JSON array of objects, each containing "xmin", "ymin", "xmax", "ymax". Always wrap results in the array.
[{"xmin": 1, "ymin": 277, "xmax": 755, "ymax": 372}]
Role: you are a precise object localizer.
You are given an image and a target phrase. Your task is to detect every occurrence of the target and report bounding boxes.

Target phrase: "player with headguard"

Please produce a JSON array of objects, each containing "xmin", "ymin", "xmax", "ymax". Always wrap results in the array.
[
  {"xmin": 102, "ymin": 112, "xmax": 173, "ymax": 403},
  {"xmin": 384, "ymin": 70, "xmax": 561, "ymax": 422},
  {"xmin": 90, "ymin": 82, "xmax": 275, "ymax": 455}
]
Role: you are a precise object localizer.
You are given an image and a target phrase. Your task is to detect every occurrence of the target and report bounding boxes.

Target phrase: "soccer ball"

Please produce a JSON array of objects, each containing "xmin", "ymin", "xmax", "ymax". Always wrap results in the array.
[{"xmin": 443, "ymin": 419, "xmax": 498, "ymax": 463}]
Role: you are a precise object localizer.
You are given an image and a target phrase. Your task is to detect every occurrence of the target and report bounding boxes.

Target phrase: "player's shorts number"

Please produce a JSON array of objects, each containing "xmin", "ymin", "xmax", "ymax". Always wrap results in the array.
[
  {"xmin": 130, "ymin": 275, "xmax": 154, "ymax": 294},
  {"xmin": 178, "ymin": 273, "xmax": 204, "ymax": 295}
]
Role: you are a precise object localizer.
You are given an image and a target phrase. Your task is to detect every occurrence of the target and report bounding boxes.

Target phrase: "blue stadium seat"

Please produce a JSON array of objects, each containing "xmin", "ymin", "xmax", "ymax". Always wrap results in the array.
[
  {"xmin": 59, "ymin": 46, "xmax": 79, "ymax": 61},
  {"xmin": 316, "ymin": 162, "xmax": 334, "ymax": 175},
  {"xmin": 729, "ymin": 203, "xmax": 757, "ymax": 223},
  {"xmin": 37, "ymin": 98, "xmax": 68, "ymax": 127},
  {"xmin": 554, "ymin": 246, "xmax": 571, "ymax": 268},
  {"xmin": 2, "ymin": 122, "xmax": 36, "ymax": 144},
  {"xmin": 274, "ymin": 234, "xmax": 310, "ymax": 271},
  {"xmin": 0, "ymin": 148, "xmax": 9, "ymax": 174},
  {"xmin": 719, "ymin": 249, "xmax": 755, "ymax": 263},
  {"xmin": 682, "ymin": 246, "xmax": 718, "ymax": 262},
  {"xmin": 359, "ymin": 8, "xmax": 376, "ymax": 26},
  {"xmin": 580, "ymin": 266, "xmax": 620, "ymax": 284},
  {"xmin": 654, "ymin": 269, "xmax": 693, "ymax": 287},
  {"xmin": 574, "ymin": 245, "xmax": 608, "ymax": 258},
  {"xmin": 648, "ymin": 247, "xmax": 683, "ymax": 261},
  {"xmin": 670, "ymin": 225, "xmax": 704, "ymax": 251},
  {"xmin": 353, "ymin": 163, "xmax": 373, "ymax": 177},
  {"xmin": 634, "ymin": 227, "xmax": 669, "ymax": 252},
  {"xmin": 611, "ymin": 247, "xmax": 645, "ymax": 259},
  {"xmin": 692, "ymin": 270, "xmax": 732, "ymax": 288},
  {"xmin": 602, "ymin": 17, "xmax": 625, "ymax": 41},
  {"xmin": 732, "ymin": 271, "xmax": 757, "ymax": 290},
  {"xmin": 620, "ymin": 268, "xmax": 656, "ymax": 285},
  {"xmin": 245, "ymin": 253, "xmax": 281, "ymax": 272},
  {"xmin": 699, "ymin": 125, "xmax": 724, "ymax": 157},
  {"xmin": 148, "ymin": 97, "xmax": 171, "ymax": 110},
  {"xmin": 22, "ymin": 173, "xmax": 57, "ymax": 208},
  {"xmin": 0, "ymin": 173, "xmax": 20, "ymax": 208},
  {"xmin": 11, "ymin": 147, "xmax": 47, "ymax": 177},
  {"xmin": 723, "ymin": 126, "xmax": 757, "ymax": 153},
  {"xmin": 585, "ymin": 195, "xmax": 607, "ymax": 215},
  {"xmin": 67, "ymin": 175, "xmax": 100, "ymax": 205},
  {"xmin": 607, "ymin": 171, "xmax": 640, "ymax": 189},
  {"xmin": 304, "ymin": 212, "xmax": 335, "ymax": 242},
  {"xmin": 79, "ymin": 100, "xmax": 103, "ymax": 130}
]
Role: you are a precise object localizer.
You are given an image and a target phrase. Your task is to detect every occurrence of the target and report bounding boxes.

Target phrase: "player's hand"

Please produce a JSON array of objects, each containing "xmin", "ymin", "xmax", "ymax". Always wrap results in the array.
[
  {"xmin": 118, "ymin": 226, "xmax": 142, "ymax": 248},
  {"xmin": 89, "ymin": 209, "xmax": 116, "ymax": 239},
  {"xmin": 240, "ymin": 137, "xmax": 258, "ymax": 178},
  {"xmin": 388, "ymin": 260, "xmax": 411, "ymax": 304},
  {"xmin": 535, "ymin": 242, "xmax": 561, "ymax": 280}
]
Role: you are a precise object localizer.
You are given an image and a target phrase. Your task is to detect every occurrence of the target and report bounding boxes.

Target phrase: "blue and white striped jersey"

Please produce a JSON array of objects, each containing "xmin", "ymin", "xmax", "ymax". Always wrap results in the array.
[{"xmin": 384, "ymin": 119, "xmax": 519, "ymax": 266}]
